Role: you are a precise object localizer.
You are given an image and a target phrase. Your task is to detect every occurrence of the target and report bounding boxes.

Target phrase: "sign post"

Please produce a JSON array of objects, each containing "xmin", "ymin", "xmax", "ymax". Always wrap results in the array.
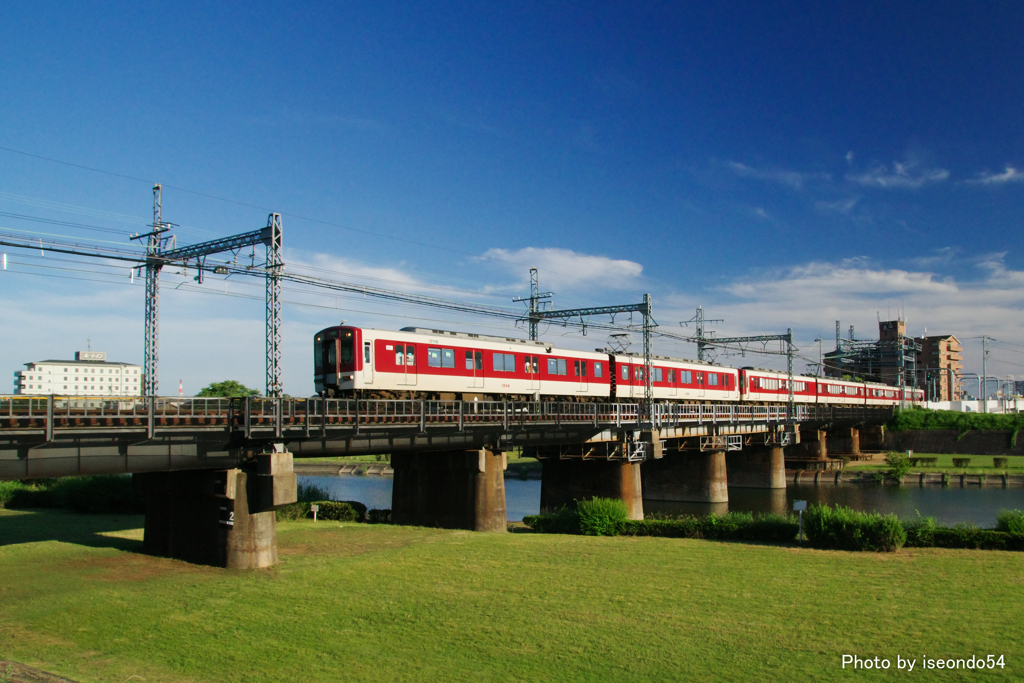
[
  {"xmin": 310, "ymin": 503, "xmax": 319, "ymax": 523},
  {"xmin": 793, "ymin": 500, "xmax": 807, "ymax": 543}
]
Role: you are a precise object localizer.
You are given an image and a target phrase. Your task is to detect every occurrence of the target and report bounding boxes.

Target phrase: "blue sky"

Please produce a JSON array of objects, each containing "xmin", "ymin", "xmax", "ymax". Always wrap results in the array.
[{"xmin": 2, "ymin": 1, "xmax": 1023, "ymax": 395}]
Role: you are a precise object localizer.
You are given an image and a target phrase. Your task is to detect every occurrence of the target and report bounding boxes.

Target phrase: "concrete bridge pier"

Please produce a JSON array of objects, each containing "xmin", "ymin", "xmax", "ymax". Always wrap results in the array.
[
  {"xmin": 827, "ymin": 427, "xmax": 861, "ymax": 455},
  {"xmin": 642, "ymin": 451, "xmax": 729, "ymax": 503},
  {"xmin": 391, "ymin": 448, "xmax": 507, "ymax": 531},
  {"xmin": 539, "ymin": 458, "xmax": 643, "ymax": 520},
  {"xmin": 791, "ymin": 428, "xmax": 827, "ymax": 459},
  {"xmin": 725, "ymin": 445, "xmax": 786, "ymax": 489},
  {"xmin": 861, "ymin": 425, "xmax": 885, "ymax": 451},
  {"xmin": 138, "ymin": 450, "xmax": 297, "ymax": 569}
]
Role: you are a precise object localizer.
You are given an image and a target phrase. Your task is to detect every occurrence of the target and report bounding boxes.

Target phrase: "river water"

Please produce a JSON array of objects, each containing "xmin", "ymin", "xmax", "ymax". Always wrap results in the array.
[{"xmin": 300, "ymin": 475, "xmax": 1024, "ymax": 527}]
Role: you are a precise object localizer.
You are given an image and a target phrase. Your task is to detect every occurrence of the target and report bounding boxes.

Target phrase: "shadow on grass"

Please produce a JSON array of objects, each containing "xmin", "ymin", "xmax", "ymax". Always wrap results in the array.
[{"xmin": 0, "ymin": 508, "xmax": 144, "ymax": 552}]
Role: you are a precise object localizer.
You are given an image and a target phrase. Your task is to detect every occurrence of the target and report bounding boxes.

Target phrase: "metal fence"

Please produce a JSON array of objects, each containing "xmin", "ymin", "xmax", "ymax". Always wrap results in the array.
[{"xmin": 0, "ymin": 395, "xmax": 890, "ymax": 441}]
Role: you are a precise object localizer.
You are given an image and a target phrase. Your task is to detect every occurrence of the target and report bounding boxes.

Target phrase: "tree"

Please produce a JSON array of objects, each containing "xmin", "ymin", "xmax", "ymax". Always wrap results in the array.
[{"xmin": 196, "ymin": 380, "xmax": 260, "ymax": 398}]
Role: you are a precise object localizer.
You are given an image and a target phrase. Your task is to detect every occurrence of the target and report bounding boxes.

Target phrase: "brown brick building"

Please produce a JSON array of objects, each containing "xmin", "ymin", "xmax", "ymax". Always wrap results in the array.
[{"xmin": 916, "ymin": 334, "xmax": 963, "ymax": 401}]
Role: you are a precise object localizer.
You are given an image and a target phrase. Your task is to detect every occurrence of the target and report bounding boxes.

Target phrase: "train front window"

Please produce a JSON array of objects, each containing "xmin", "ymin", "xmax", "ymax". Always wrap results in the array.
[{"xmin": 337, "ymin": 338, "xmax": 353, "ymax": 368}]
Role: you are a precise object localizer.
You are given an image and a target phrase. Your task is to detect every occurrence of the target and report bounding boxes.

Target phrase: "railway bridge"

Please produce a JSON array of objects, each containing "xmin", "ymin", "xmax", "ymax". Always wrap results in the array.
[{"xmin": 1, "ymin": 395, "xmax": 891, "ymax": 568}]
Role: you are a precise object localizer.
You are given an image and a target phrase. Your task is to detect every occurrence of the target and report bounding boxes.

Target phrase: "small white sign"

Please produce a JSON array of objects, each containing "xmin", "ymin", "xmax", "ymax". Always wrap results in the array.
[
  {"xmin": 793, "ymin": 500, "xmax": 807, "ymax": 511},
  {"xmin": 310, "ymin": 504, "xmax": 319, "ymax": 512}
]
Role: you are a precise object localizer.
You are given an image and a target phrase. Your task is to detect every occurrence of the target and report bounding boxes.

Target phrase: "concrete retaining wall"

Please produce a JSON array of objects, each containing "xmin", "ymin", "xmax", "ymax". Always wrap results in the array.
[{"xmin": 883, "ymin": 429, "xmax": 1024, "ymax": 456}]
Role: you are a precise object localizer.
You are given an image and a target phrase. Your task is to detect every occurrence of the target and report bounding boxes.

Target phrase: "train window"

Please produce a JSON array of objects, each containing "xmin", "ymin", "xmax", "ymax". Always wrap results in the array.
[
  {"xmin": 654, "ymin": 368, "xmax": 663, "ymax": 382},
  {"xmin": 547, "ymin": 358, "xmax": 567, "ymax": 375},
  {"xmin": 708, "ymin": 373, "xmax": 718, "ymax": 386},
  {"xmin": 574, "ymin": 360, "xmax": 580, "ymax": 376},
  {"xmin": 407, "ymin": 348, "xmax": 415, "ymax": 366},
  {"xmin": 594, "ymin": 362, "xmax": 603, "ymax": 378},
  {"xmin": 465, "ymin": 351, "xmax": 474, "ymax": 370},
  {"xmin": 494, "ymin": 353, "xmax": 516, "ymax": 372},
  {"xmin": 668, "ymin": 369, "xmax": 675, "ymax": 383},
  {"xmin": 681, "ymin": 370, "xmax": 692, "ymax": 384},
  {"xmin": 622, "ymin": 366, "xmax": 629, "ymax": 381},
  {"xmin": 315, "ymin": 343, "xmax": 324, "ymax": 369},
  {"xmin": 526, "ymin": 356, "xmax": 538, "ymax": 373},
  {"xmin": 364, "ymin": 342, "xmax": 371, "ymax": 364},
  {"xmin": 581, "ymin": 361, "xmax": 587, "ymax": 377},
  {"xmin": 326, "ymin": 343, "xmax": 336, "ymax": 367},
  {"xmin": 428, "ymin": 348, "xmax": 442, "ymax": 368},
  {"xmin": 442, "ymin": 349, "xmax": 455, "ymax": 368},
  {"xmin": 396, "ymin": 345, "xmax": 405, "ymax": 366}
]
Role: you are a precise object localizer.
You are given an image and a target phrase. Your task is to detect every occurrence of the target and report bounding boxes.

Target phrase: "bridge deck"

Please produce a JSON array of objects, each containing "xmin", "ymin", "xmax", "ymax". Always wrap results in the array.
[{"xmin": 0, "ymin": 396, "xmax": 891, "ymax": 480}]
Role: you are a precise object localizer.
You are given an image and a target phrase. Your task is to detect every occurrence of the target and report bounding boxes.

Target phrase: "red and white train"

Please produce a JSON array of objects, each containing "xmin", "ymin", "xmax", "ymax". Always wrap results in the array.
[{"xmin": 314, "ymin": 325, "xmax": 923, "ymax": 407}]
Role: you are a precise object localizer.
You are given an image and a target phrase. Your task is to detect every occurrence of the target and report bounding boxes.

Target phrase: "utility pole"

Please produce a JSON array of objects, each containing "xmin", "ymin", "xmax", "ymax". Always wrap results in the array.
[
  {"xmin": 680, "ymin": 306, "xmax": 723, "ymax": 362},
  {"xmin": 265, "ymin": 214, "xmax": 284, "ymax": 397},
  {"xmin": 982, "ymin": 335, "xmax": 989, "ymax": 413},
  {"xmin": 131, "ymin": 184, "xmax": 173, "ymax": 396},
  {"xmin": 527, "ymin": 295, "xmax": 657, "ymax": 423},
  {"xmin": 512, "ymin": 267, "xmax": 553, "ymax": 341}
]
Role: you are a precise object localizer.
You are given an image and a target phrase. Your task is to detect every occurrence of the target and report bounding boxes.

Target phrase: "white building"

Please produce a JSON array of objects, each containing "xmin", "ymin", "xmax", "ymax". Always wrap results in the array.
[{"xmin": 12, "ymin": 351, "xmax": 142, "ymax": 396}]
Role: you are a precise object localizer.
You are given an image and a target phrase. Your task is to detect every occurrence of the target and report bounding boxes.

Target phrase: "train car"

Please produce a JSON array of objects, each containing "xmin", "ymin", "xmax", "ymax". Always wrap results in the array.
[
  {"xmin": 610, "ymin": 353, "xmax": 740, "ymax": 402},
  {"xmin": 314, "ymin": 325, "xmax": 611, "ymax": 400},
  {"xmin": 739, "ymin": 368, "xmax": 819, "ymax": 404}
]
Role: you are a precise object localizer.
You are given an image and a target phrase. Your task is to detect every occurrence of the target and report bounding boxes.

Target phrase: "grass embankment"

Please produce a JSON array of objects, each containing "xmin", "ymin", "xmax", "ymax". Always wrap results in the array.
[
  {"xmin": 2, "ymin": 509, "xmax": 1023, "ymax": 682},
  {"xmin": 847, "ymin": 453, "xmax": 1024, "ymax": 475}
]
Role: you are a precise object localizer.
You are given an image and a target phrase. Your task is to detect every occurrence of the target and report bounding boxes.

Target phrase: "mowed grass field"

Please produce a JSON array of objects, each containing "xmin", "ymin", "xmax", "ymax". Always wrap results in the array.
[
  {"xmin": 1, "ymin": 509, "xmax": 1022, "ymax": 682},
  {"xmin": 848, "ymin": 453, "xmax": 1024, "ymax": 475}
]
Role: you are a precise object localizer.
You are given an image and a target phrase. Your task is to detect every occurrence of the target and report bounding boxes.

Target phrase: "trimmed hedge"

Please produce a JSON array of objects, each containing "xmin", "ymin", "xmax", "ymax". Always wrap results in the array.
[
  {"xmin": 275, "ymin": 500, "xmax": 366, "ymax": 522},
  {"xmin": 952, "ymin": 458, "xmax": 972, "ymax": 468},
  {"xmin": 1, "ymin": 476, "xmax": 144, "ymax": 514},
  {"xmin": 523, "ymin": 502, "xmax": 798, "ymax": 543},
  {"xmin": 367, "ymin": 509, "xmax": 392, "ymax": 524}
]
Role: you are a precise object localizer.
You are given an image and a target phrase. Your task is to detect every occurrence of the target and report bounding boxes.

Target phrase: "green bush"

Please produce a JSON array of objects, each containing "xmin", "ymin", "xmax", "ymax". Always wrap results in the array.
[
  {"xmin": 884, "ymin": 452, "xmax": 911, "ymax": 481},
  {"xmin": 909, "ymin": 457, "xmax": 938, "ymax": 466},
  {"xmin": 274, "ymin": 499, "xmax": 366, "ymax": 522},
  {"xmin": 996, "ymin": 509, "xmax": 1024, "ymax": 534},
  {"xmin": 275, "ymin": 501, "xmax": 312, "ymax": 521},
  {"xmin": 313, "ymin": 501, "xmax": 363, "ymax": 522},
  {"xmin": 803, "ymin": 504, "xmax": 906, "ymax": 552},
  {"xmin": 576, "ymin": 497, "xmax": 628, "ymax": 536},
  {"xmin": 993, "ymin": 457, "xmax": 1009, "ymax": 469},
  {"xmin": 952, "ymin": 457, "xmax": 972, "ymax": 468},
  {"xmin": 904, "ymin": 514, "xmax": 938, "ymax": 547},
  {"xmin": 367, "ymin": 509, "xmax": 392, "ymax": 524}
]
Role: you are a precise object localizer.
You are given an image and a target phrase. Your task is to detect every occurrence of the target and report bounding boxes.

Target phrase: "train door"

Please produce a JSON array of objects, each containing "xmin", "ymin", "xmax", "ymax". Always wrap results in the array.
[
  {"xmin": 575, "ymin": 360, "xmax": 588, "ymax": 392},
  {"xmin": 669, "ymin": 369, "xmax": 678, "ymax": 397},
  {"xmin": 696, "ymin": 371, "xmax": 705, "ymax": 398},
  {"xmin": 396, "ymin": 344, "xmax": 417, "ymax": 386},
  {"xmin": 528, "ymin": 355, "xmax": 540, "ymax": 392},
  {"xmin": 466, "ymin": 350, "xmax": 483, "ymax": 389},
  {"xmin": 362, "ymin": 340, "xmax": 374, "ymax": 384}
]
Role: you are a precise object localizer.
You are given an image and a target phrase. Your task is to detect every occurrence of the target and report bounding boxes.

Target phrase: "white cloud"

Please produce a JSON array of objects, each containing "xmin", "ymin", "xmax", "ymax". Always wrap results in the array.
[
  {"xmin": 481, "ymin": 247, "xmax": 643, "ymax": 292},
  {"xmin": 847, "ymin": 162, "xmax": 949, "ymax": 189},
  {"xmin": 968, "ymin": 166, "xmax": 1024, "ymax": 185},
  {"xmin": 726, "ymin": 161, "xmax": 830, "ymax": 190},
  {"xmin": 815, "ymin": 197, "xmax": 859, "ymax": 214},
  {"xmin": 655, "ymin": 255, "xmax": 1024, "ymax": 377}
]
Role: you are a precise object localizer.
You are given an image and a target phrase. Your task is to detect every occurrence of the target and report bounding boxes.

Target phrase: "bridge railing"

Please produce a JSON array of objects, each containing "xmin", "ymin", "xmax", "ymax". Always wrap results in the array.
[{"xmin": 1, "ymin": 394, "xmax": 893, "ymax": 440}]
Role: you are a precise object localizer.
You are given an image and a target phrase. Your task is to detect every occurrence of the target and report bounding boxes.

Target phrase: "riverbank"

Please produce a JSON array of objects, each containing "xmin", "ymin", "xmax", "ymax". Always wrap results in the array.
[{"xmin": 1, "ymin": 508, "xmax": 1022, "ymax": 682}]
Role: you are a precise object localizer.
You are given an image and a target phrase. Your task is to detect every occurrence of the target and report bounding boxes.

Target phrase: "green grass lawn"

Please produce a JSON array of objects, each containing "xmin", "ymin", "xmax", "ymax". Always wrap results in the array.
[
  {"xmin": 848, "ymin": 453, "xmax": 1024, "ymax": 475},
  {"xmin": 2, "ymin": 508, "xmax": 1022, "ymax": 682}
]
